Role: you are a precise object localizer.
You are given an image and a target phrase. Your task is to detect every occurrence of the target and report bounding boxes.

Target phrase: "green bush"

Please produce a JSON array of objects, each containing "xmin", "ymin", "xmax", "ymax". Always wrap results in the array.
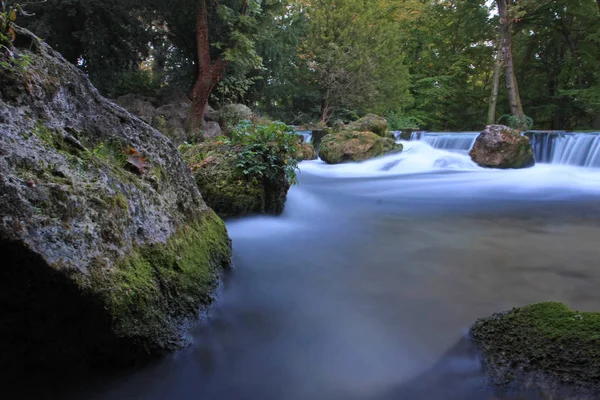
[
  {"xmin": 498, "ymin": 114, "xmax": 534, "ymax": 131},
  {"xmin": 386, "ymin": 111, "xmax": 423, "ymax": 130},
  {"xmin": 225, "ymin": 120, "xmax": 300, "ymax": 185}
]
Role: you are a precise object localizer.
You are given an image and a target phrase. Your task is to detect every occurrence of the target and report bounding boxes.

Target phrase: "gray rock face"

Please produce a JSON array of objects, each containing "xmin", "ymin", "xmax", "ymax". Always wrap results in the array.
[
  {"xmin": 216, "ymin": 104, "xmax": 253, "ymax": 132},
  {"xmin": 115, "ymin": 94, "xmax": 217, "ymax": 145},
  {"xmin": 203, "ymin": 121, "xmax": 222, "ymax": 139},
  {"xmin": 0, "ymin": 27, "xmax": 231, "ymax": 370}
]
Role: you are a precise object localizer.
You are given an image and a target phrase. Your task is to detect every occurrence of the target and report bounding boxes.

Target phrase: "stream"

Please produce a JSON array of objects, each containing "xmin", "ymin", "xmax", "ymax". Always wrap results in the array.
[{"xmin": 50, "ymin": 134, "xmax": 600, "ymax": 399}]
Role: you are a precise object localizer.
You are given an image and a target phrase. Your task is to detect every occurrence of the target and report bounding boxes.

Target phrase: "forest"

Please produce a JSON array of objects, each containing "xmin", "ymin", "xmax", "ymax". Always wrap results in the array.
[{"xmin": 14, "ymin": 0, "xmax": 600, "ymax": 131}]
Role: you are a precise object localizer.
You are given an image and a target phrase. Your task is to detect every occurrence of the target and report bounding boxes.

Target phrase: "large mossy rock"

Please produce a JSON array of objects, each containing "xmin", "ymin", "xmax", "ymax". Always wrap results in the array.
[
  {"xmin": 0, "ymin": 27, "xmax": 231, "ymax": 370},
  {"xmin": 182, "ymin": 142, "xmax": 290, "ymax": 218},
  {"xmin": 471, "ymin": 302, "xmax": 600, "ymax": 398},
  {"xmin": 295, "ymin": 143, "xmax": 317, "ymax": 161},
  {"xmin": 345, "ymin": 113, "xmax": 389, "ymax": 137},
  {"xmin": 319, "ymin": 131, "xmax": 402, "ymax": 164},
  {"xmin": 469, "ymin": 125, "xmax": 535, "ymax": 169}
]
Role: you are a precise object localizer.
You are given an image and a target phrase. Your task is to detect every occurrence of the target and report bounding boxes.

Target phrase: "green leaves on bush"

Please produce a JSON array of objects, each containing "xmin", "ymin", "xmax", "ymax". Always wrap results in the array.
[
  {"xmin": 498, "ymin": 114, "xmax": 534, "ymax": 131},
  {"xmin": 225, "ymin": 120, "xmax": 300, "ymax": 185}
]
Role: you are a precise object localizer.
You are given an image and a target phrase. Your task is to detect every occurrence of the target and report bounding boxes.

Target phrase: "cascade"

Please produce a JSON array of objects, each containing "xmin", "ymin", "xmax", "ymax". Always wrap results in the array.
[
  {"xmin": 408, "ymin": 131, "xmax": 600, "ymax": 168},
  {"xmin": 409, "ymin": 132, "xmax": 479, "ymax": 152},
  {"xmin": 525, "ymin": 132, "xmax": 600, "ymax": 168}
]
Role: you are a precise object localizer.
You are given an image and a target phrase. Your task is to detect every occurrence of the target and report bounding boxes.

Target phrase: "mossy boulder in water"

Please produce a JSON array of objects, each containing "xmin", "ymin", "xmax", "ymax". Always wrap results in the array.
[
  {"xmin": 182, "ymin": 142, "xmax": 290, "ymax": 218},
  {"xmin": 0, "ymin": 27, "xmax": 231, "ymax": 371},
  {"xmin": 319, "ymin": 131, "xmax": 402, "ymax": 164},
  {"xmin": 469, "ymin": 125, "xmax": 535, "ymax": 169},
  {"xmin": 471, "ymin": 302, "xmax": 600, "ymax": 398},
  {"xmin": 295, "ymin": 143, "xmax": 317, "ymax": 161},
  {"xmin": 345, "ymin": 113, "xmax": 389, "ymax": 137}
]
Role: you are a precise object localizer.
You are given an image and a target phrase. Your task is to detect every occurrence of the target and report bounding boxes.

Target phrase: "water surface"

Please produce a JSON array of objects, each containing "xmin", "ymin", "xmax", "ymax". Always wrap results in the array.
[{"xmin": 47, "ymin": 138, "xmax": 600, "ymax": 399}]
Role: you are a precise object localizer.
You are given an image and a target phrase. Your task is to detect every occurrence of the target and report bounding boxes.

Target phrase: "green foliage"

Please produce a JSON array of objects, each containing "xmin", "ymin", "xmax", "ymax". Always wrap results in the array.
[
  {"xmin": 0, "ymin": 1, "xmax": 34, "ymax": 71},
  {"xmin": 226, "ymin": 120, "xmax": 300, "ymax": 185},
  {"xmin": 498, "ymin": 114, "xmax": 534, "ymax": 130},
  {"xmin": 386, "ymin": 112, "xmax": 424, "ymax": 130}
]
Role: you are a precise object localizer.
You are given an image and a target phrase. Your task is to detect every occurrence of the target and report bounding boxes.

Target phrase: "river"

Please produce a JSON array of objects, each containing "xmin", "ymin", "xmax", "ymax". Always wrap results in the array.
[{"xmin": 52, "ymin": 134, "xmax": 600, "ymax": 399}]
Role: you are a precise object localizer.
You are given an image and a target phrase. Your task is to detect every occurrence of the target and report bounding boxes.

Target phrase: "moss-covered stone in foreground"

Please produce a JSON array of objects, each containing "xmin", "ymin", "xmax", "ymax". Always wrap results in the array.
[
  {"xmin": 471, "ymin": 302, "xmax": 600, "ymax": 397},
  {"xmin": 89, "ymin": 210, "xmax": 231, "ymax": 354}
]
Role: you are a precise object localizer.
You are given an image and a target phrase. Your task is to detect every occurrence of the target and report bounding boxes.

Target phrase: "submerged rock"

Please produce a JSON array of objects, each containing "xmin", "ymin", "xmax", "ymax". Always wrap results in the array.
[
  {"xmin": 182, "ymin": 142, "xmax": 290, "ymax": 218},
  {"xmin": 295, "ymin": 143, "xmax": 317, "ymax": 161},
  {"xmin": 345, "ymin": 113, "xmax": 389, "ymax": 137},
  {"xmin": 471, "ymin": 302, "xmax": 600, "ymax": 399},
  {"xmin": 469, "ymin": 125, "xmax": 535, "ymax": 169},
  {"xmin": 319, "ymin": 131, "xmax": 402, "ymax": 164},
  {"xmin": 0, "ymin": 27, "xmax": 231, "ymax": 370}
]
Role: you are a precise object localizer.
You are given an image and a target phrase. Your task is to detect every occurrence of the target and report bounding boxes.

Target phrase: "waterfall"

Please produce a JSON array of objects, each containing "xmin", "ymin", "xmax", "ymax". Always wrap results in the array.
[
  {"xmin": 408, "ymin": 131, "xmax": 600, "ymax": 168},
  {"xmin": 296, "ymin": 130, "xmax": 312, "ymax": 143},
  {"xmin": 526, "ymin": 132, "xmax": 600, "ymax": 168},
  {"xmin": 408, "ymin": 132, "xmax": 479, "ymax": 152}
]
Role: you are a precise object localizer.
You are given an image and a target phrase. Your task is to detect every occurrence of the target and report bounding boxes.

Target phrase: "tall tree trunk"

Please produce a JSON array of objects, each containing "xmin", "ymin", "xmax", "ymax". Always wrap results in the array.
[
  {"xmin": 487, "ymin": 41, "xmax": 503, "ymax": 125},
  {"xmin": 188, "ymin": 0, "xmax": 232, "ymax": 141},
  {"xmin": 496, "ymin": 0, "xmax": 526, "ymax": 126}
]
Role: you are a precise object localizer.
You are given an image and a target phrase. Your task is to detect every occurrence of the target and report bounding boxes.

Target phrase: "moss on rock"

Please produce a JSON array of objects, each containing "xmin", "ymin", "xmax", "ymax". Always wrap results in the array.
[
  {"xmin": 182, "ymin": 142, "xmax": 289, "ymax": 218},
  {"xmin": 295, "ymin": 143, "xmax": 317, "ymax": 161},
  {"xmin": 90, "ymin": 210, "xmax": 231, "ymax": 352},
  {"xmin": 471, "ymin": 302, "xmax": 600, "ymax": 397},
  {"xmin": 345, "ymin": 113, "xmax": 389, "ymax": 137},
  {"xmin": 319, "ymin": 131, "xmax": 402, "ymax": 164}
]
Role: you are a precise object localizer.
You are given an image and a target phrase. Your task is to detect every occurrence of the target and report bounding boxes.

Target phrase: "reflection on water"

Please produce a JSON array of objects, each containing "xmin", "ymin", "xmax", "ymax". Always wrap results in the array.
[{"xmin": 38, "ymin": 142, "xmax": 600, "ymax": 399}]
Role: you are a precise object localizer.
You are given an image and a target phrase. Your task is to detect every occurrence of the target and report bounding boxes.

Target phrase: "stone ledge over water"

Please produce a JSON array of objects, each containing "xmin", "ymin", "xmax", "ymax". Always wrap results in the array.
[{"xmin": 471, "ymin": 302, "xmax": 600, "ymax": 399}]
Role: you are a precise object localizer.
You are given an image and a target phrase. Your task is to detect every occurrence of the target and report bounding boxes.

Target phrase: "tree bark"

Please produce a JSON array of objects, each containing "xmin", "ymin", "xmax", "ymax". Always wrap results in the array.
[
  {"xmin": 496, "ymin": 0, "xmax": 526, "ymax": 126},
  {"xmin": 487, "ymin": 41, "xmax": 503, "ymax": 125},
  {"xmin": 188, "ymin": 0, "xmax": 229, "ymax": 141}
]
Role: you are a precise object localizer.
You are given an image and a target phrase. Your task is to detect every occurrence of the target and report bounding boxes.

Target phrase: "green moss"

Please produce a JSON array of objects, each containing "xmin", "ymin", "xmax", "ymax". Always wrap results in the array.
[
  {"xmin": 89, "ymin": 210, "xmax": 231, "ymax": 348},
  {"xmin": 113, "ymin": 193, "xmax": 129, "ymax": 211},
  {"xmin": 319, "ymin": 131, "xmax": 401, "ymax": 164},
  {"xmin": 471, "ymin": 302, "xmax": 600, "ymax": 388}
]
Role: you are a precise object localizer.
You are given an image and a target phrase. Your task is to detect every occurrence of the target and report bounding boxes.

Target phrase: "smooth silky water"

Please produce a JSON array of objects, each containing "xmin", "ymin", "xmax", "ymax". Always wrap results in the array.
[{"xmin": 48, "ymin": 135, "xmax": 600, "ymax": 400}]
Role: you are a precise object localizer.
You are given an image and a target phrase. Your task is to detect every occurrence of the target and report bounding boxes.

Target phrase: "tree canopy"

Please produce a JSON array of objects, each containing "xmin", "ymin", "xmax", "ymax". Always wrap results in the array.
[{"xmin": 16, "ymin": 0, "xmax": 600, "ymax": 130}]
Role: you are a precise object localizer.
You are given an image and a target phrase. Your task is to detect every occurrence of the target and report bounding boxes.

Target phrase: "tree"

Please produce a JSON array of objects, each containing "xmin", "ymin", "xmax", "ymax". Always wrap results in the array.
[
  {"xmin": 299, "ymin": 0, "xmax": 411, "ymax": 123},
  {"xmin": 496, "ymin": 0, "xmax": 527, "ymax": 128},
  {"xmin": 21, "ymin": 0, "xmax": 153, "ymax": 96}
]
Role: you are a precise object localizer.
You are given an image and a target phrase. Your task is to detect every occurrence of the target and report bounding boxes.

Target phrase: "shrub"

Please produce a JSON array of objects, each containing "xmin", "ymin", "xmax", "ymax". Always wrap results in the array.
[
  {"xmin": 498, "ymin": 114, "xmax": 534, "ymax": 131},
  {"xmin": 225, "ymin": 120, "xmax": 300, "ymax": 185},
  {"xmin": 386, "ymin": 111, "xmax": 423, "ymax": 130}
]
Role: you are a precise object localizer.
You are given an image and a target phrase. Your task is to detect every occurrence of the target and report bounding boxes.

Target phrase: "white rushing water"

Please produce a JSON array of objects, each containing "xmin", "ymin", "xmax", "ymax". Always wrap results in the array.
[
  {"xmin": 527, "ymin": 132, "xmax": 600, "ymax": 168},
  {"xmin": 408, "ymin": 130, "xmax": 600, "ymax": 168},
  {"xmin": 409, "ymin": 132, "xmax": 478, "ymax": 152},
  {"xmin": 299, "ymin": 140, "xmax": 600, "ymax": 198}
]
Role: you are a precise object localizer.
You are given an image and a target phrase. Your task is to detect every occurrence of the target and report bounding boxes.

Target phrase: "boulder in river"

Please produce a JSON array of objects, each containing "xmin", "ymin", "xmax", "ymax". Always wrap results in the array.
[
  {"xmin": 319, "ymin": 131, "xmax": 402, "ymax": 164},
  {"xmin": 295, "ymin": 143, "xmax": 317, "ymax": 161},
  {"xmin": 182, "ymin": 141, "xmax": 291, "ymax": 218},
  {"xmin": 345, "ymin": 113, "xmax": 389, "ymax": 137},
  {"xmin": 469, "ymin": 125, "xmax": 535, "ymax": 169},
  {"xmin": 0, "ymin": 26, "xmax": 231, "ymax": 370},
  {"xmin": 471, "ymin": 302, "xmax": 600, "ymax": 398}
]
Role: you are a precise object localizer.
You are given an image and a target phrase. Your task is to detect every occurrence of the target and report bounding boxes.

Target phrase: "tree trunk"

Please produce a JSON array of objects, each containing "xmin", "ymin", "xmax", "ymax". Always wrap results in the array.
[
  {"xmin": 487, "ymin": 41, "xmax": 503, "ymax": 125},
  {"xmin": 496, "ymin": 0, "xmax": 526, "ymax": 126},
  {"xmin": 188, "ymin": 0, "xmax": 230, "ymax": 141}
]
